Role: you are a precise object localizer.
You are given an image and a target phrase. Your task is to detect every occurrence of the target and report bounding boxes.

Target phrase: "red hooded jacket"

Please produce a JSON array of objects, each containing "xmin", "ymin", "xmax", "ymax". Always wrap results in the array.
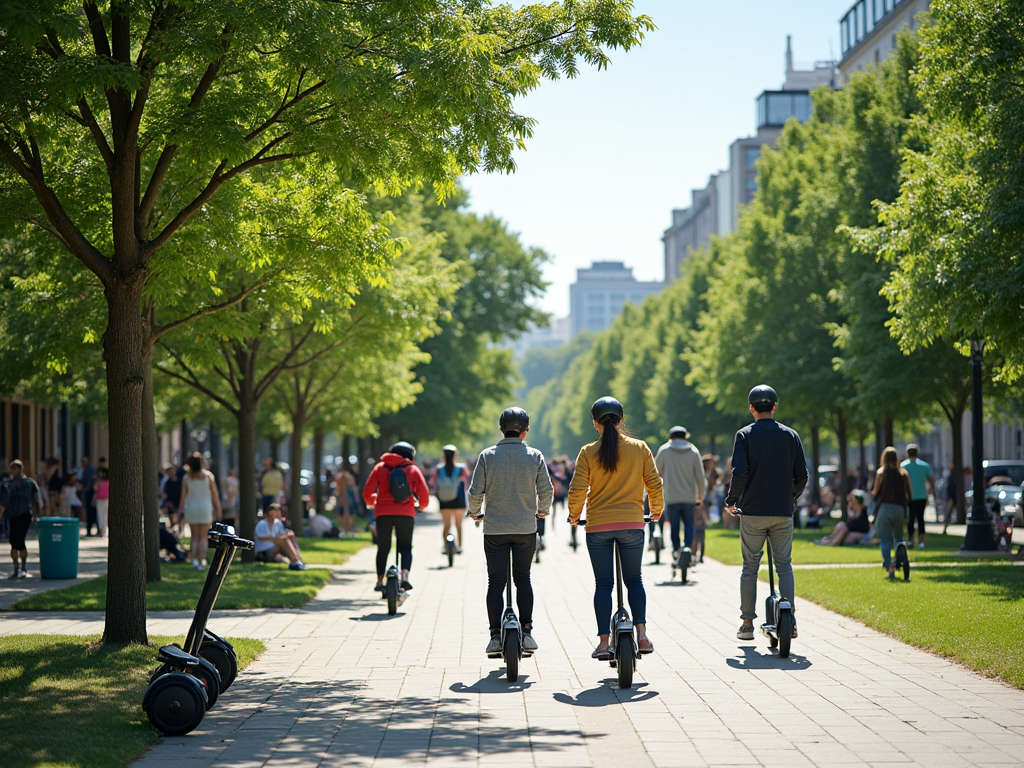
[{"xmin": 363, "ymin": 453, "xmax": 429, "ymax": 518}]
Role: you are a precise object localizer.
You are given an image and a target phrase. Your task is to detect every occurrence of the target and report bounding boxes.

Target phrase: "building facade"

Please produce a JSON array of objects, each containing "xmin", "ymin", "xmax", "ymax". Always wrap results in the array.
[
  {"xmin": 838, "ymin": 0, "xmax": 930, "ymax": 83},
  {"xmin": 569, "ymin": 261, "xmax": 663, "ymax": 336},
  {"xmin": 662, "ymin": 171, "xmax": 729, "ymax": 283},
  {"xmin": 0, "ymin": 396, "xmax": 109, "ymax": 477}
]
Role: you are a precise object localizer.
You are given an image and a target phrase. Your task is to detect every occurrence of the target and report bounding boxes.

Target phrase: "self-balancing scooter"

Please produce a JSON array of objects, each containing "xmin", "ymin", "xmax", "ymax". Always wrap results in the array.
[
  {"xmin": 671, "ymin": 545, "xmax": 692, "ymax": 583},
  {"xmin": 650, "ymin": 519, "xmax": 664, "ymax": 565},
  {"xmin": 142, "ymin": 522, "xmax": 254, "ymax": 736},
  {"xmin": 486, "ymin": 542, "xmax": 534, "ymax": 682},
  {"xmin": 893, "ymin": 540, "xmax": 910, "ymax": 581},
  {"xmin": 575, "ymin": 516, "xmax": 650, "ymax": 689},
  {"xmin": 570, "ymin": 525, "xmax": 579, "ymax": 552},
  {"xmin": 760, "ymin": 537, "xmax": 794, "ymax": 658}
]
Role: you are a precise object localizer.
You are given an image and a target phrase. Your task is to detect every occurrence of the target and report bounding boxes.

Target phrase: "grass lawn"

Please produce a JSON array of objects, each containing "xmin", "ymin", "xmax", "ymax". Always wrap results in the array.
[
  {"xmin": 0, "ymin": 633, "xmax": 263, "ymax": 768},
  {"xmin": 705, "ymin": 524, "xmax": 976, "ymax": 566},
  {"xmin": 298, "ymin": 531, "xmax": 374, "ymax": 564},
  {"xmin": 796, "ymin": 563, "xmax": 1024, "ymax": 689},
  {"xmin": 11, "ymin": 562, "xmax": 332, "ymax": 612}
]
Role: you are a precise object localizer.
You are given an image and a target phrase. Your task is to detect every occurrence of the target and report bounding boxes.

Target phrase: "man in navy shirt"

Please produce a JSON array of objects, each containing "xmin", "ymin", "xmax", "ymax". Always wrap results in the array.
[{"xmin": 725, "ymin": 385, "xmax": 808, "ymax": 642}]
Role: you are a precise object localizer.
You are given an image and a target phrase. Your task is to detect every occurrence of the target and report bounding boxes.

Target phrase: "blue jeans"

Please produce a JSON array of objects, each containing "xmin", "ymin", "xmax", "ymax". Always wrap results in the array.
[
  {"xmin": 666, "ymin": 503, "xmax": 696, "ymax": 551},
  {"xmin": 876, "ymin": 502, "xmax": 906, "ymax": 569},
  {"xmin": 586, "ymin": 529, "xmax": 646, "ymax": 635}
]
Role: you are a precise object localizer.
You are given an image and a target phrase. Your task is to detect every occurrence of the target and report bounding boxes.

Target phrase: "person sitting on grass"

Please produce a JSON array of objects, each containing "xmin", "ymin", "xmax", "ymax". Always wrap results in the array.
[
  {"xmin": 816, "ymin": 490, "xmax": 872, "ymax": 546},
  {"xmin": 255, "ymin": 503, "xmax": 306, "ymax": 570}
]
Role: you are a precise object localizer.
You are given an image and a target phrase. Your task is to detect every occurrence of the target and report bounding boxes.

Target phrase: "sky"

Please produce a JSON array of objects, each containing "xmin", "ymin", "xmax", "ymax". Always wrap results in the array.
[{"xmin": 462, "ymin": 0, "xmax": 855, "ymax": 316}]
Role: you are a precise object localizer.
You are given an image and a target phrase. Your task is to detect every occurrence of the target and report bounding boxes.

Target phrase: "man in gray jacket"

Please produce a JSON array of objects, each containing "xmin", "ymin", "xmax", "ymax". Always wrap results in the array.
[
  {"xmin": 469, "ymin": 406, "xmax": 553, "ymax": 655},
  {"xmin": 654, "ymin": 426, "xmax": 706, "ymax": 558}
]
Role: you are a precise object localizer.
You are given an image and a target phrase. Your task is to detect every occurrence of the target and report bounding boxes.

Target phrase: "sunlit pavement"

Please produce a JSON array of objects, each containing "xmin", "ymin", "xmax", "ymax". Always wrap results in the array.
[{"xmin": 5, "ymin": 512, "xmax": 1024, "ymax": 767}]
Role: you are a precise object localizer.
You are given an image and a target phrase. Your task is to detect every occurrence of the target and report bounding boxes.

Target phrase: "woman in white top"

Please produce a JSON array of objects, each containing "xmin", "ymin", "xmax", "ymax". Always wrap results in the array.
[{"xmin": 179, "ymin": 453, "xmax": 222, "ymax": 569}]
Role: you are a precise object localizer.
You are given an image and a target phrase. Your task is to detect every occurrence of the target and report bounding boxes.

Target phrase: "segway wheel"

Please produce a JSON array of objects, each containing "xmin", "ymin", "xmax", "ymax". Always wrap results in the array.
[
  {"xmin": 386, "ymin": 577, "xmax": 399, "ymax": 616},
  {"xmin": 199, "ymin": 642, "xmax": 237, "ymax": 693},
  {"xmin": 616, "ymin": 636, "xmax": 635, "ymax": 689},
  {"xmin": 447, "ymin": 542, "xmax": 455, "ymax": 568},
  {"xmin": 504, "ymin": 632, "xmax": 520, "ymax": 683},
  {"xmin": 777, "ymin": 612, "xmax": 793, "ymax": 659},
  {"xmin": 144, "ymin": 672, "xmax": 207, "ymax": 736},
  {"xmin": 192, "ymin": 658, "xmax": 222, "ymax": 711}
]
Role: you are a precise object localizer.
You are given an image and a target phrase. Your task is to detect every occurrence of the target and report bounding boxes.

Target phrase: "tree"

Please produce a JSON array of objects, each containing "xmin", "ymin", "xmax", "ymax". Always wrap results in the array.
[
  {"xmin": 0, "ymin": 0, "xmax": 652, "ymax": 643},
  {"xmin": 872, "ymin": 0, "xmax": 1024, "ymax": 381}
]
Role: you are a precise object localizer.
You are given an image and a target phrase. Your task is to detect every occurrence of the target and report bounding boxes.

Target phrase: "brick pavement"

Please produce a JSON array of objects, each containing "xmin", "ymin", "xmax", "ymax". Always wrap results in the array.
[{"xmin": 5, "ymin": 513, "xmax": 1024, "ymax": 767}]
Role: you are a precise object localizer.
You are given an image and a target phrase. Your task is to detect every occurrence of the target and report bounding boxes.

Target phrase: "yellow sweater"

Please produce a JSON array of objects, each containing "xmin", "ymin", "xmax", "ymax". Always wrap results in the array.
[{"xmin": 568, "ymin": 434, "xmax": 664, "ymax": 531}]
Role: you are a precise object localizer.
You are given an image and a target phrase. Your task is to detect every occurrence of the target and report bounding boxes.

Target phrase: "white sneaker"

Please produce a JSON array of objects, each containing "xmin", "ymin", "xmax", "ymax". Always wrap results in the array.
[
  {"xmin": 918, "ymin": 542, "xmax": 925, "ymax": 550},
  {"xmin": 192, "ymin": 559, "xmax": 202, "ymax": 570},
  {"xmin": 736, "ymin": 624, "xmax": 755, "ymax": 641}
]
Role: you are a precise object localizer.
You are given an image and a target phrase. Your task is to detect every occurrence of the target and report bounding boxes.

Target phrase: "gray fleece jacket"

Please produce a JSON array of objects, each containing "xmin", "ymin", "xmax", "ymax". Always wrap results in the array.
[
  {"xmin": 468, "ymin": 438, "xmax": 554, "ymax": 535},
  {"xmin": 654, "ymin": 439, "xmax": 706, "ymax": 506}
]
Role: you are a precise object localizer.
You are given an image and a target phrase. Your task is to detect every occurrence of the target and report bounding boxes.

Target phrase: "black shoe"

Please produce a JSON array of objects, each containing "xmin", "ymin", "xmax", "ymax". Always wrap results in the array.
[
  {"xmin": 401, "ymin": 580, "xmax": 413, "ymax": 591},
  {"xmin": 374, "ymin": 583, "xmax": 386, "ymax": 593}
]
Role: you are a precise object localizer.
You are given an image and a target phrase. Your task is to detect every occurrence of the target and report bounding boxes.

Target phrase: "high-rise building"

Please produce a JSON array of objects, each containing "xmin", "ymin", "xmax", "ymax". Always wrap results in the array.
[
  {"xmin": 663, "ymin": 38, "xmax": 836, "ymax": 283},
  {"xmin": 838, "ymin": 0, "xmax": 930, "ymax": 83},
  {"xmin": 569, "ymin": 261, "xmax": 663, "ymax": 336}
]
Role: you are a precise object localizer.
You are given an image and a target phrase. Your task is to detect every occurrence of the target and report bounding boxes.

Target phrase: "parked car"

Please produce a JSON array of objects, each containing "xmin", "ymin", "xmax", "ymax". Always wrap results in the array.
[
  {"xmin": 964, "ymin": 460, "xmax": 1024, "ymax": 527},
  {"xmin": 817, "ymin": 464, "xmax": 838, "ymax": 512}
]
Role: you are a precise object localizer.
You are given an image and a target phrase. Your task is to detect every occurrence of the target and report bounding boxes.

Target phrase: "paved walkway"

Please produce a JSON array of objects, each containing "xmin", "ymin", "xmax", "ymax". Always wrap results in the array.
[
  {"xmin": 5, "ymin": 514, "xmax": 1024, "ymax": 767},
  {"xmin": 0, "ymin": 531, "xmax": 109, "ymax": 609}
]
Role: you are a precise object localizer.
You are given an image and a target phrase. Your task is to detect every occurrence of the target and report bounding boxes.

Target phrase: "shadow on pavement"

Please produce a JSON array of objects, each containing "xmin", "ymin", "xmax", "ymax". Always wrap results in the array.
[
  {"xmin": 552, "ymin": 681, "xmax": 658, "ymax": 707},
  {"xmin": 725, "ymin": 646, "xmax": 812, "ymax": 670},
  {"xmin": 349, "ymin": 612, "xmax": 406, "ymax": 621},
  {"xmin": 654, "ymin": 579, "xmax": 699, "ymax": 587},
  {"xmin": 449, "ymin": 669, "xmax": 534, "ymax": 693}
]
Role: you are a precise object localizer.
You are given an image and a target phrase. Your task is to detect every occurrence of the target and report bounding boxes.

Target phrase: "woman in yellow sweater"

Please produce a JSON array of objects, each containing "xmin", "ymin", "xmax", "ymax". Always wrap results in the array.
[{"xmin": 569, "ymin": 397, "xmax": 664, "ymax": 659}]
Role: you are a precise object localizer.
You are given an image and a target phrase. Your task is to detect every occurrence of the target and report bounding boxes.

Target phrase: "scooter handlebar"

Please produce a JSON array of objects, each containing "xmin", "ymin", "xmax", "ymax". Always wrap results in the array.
[
  {"xmin": 571, "ymin": 513, "xmax": 653, "ymax": 528},
  {"xmin": 208, "ymin": 525, "xmax": 255, "ymax": 550}
]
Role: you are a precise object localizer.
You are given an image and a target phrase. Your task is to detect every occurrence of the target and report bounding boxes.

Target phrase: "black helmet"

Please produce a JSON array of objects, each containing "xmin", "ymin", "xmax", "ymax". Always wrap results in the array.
[
  {"xmin": 388, "ymin": 441, "xmax": 416, "ymax": 461},
  {"xmin": 748, "ymin": 384, "xmax": 778, "ymax": 407},
  {"xmin": 499, "ymin": 407, "xmax": 530, "ymax": 433},
  {"xmin": 591, "ymin": 396, "xmax": 624, "ymax": 423}
]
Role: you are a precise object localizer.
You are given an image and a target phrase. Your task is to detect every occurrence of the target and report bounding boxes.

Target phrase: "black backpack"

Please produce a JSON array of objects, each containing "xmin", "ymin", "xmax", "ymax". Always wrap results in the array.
[{"xmin": 388, "ymin": 464, "xmax": 412, "ymax": 503}]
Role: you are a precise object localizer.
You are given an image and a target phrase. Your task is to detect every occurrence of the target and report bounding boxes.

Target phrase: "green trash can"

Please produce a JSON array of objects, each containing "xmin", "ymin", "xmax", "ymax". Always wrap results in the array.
[{"xmin": 38, "ymin": 517, "xmax": 80, "ymax": 579}]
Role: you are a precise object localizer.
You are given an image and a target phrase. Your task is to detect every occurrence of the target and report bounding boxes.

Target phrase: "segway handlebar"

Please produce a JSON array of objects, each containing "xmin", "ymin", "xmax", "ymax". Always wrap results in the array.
[{"xmin": 208, "ymin": 522, "xmax": 254, "ymax": 551}]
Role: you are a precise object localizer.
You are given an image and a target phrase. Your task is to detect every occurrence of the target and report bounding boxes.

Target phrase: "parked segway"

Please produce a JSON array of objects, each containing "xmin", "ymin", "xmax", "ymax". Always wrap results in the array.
[
  {"xmin": 445, "ymin": 532, "xmax": 456, "ymax": 568},
  {"xmin": 486, "ymin": 540, "xmax": 534, "ymax": 683},
  {"xmin": 575, "ymin": 515, "xmax": 650, "ymax": 689},
  {"xmin": 143, "ymin": 522, "xmax": 253, "ymax": 736},
  {"xmin": 894, "ymin": 540, "xmax": 911, "ymax": 581},
  {"xmin": 671, "ymin": 545, "xmax": 692, "ymax": 583},
  {"xmin": 760, "ymin": 537, "xmax": 794, "ymax": 658}
]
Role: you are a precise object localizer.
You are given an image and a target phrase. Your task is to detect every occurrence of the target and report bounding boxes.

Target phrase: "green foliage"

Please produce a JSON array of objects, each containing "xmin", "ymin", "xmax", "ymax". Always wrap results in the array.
[
  {"xmin": 864, "ymin": 0, "xmax": 1024, "ymax": 380},
  {"xmin": 0, "ymin": 634, "xmax": 263, "ymax": 768}
]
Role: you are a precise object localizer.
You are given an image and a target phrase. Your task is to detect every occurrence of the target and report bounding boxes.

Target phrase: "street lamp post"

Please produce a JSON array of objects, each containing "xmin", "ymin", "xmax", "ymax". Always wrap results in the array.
[{"xmin": 960, "ymin": 339, "xmax": 996, "ymax": 553}]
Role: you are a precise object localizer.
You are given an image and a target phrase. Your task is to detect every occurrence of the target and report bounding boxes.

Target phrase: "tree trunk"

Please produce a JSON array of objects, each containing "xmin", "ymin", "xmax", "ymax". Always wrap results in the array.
[
  {"xmin": 342, "ymin": 435, "xmax": 351, "ymax": 471},
  {"xmin": 101, "ymin": 280, "xmax": 149, "ymax": 645},
  {"xmin": 269, "ymin": 435, "xmax": 281, "ymax": 463},
  {"xmin": 836, "ymin": 410, "xmax": 849, "ymax": 520},
  {"xmin": 859, "ymin": 436, "xmax": 867, "ymax": 480},
  {"xmin": 313, "ymin": 425, "xmax": 325, "ymax": 516},
  {"xmin": 236, "ymin": 402, "xmax": 258, "ymax": 563},
  {"xmin": 884, "ymin": 418, "xmax": 894, "ymax": 450},
  {"xmin": 288, "ymin": 405, "xmax": 307, "ymax": 531},
  {"xmin": 810, "ymin": 424, "xmax": 821, "ymax": 506},
  {"xmin": 949, "ymin": 407, "xmax": 967, "ymax": 525},
  {"xmin": 141, "ymin": 345, "xmax": 161, "ymax": 583},
  {"xmin": 875, "ymin": 421, "xmax": 884, "ymax": 466}
]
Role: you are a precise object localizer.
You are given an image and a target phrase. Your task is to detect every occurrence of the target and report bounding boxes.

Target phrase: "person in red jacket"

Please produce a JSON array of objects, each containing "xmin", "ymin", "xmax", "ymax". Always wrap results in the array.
[{"xmin": 363, "ymin": 441, "xmax": 429, "ymax": 593}]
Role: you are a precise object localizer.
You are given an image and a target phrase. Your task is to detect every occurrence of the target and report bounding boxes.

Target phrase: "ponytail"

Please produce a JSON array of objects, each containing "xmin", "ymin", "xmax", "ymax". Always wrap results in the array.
[
  {"xmin": 444, "ymin": 453, "xmax": 455, "ymax": 472},
  {"xmin": 597, "ymin": 416, "xmax": 622, "ymax": 472}
]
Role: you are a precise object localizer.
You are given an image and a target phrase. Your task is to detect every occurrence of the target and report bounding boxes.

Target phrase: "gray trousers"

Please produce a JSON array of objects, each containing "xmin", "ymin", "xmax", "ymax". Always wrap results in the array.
[{"xmin": 740, "ymin": 515, "xmax": 794, "ymax": 621}]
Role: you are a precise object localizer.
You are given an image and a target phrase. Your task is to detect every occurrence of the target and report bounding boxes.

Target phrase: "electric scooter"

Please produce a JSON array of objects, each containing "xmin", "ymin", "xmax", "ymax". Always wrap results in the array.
[
  {"xmin": 893, "ymin": 540, "xmax": 911, "ymax": 581},
  {"xmin": 671, "ymin": 544, "xmax": 692, "ymax": 583},
  {"xmin": 486, "ymin": 541, "xmax": 534, "ymax": 682},
  {"xmin": 570, "ymin": 525, "xmax": 579, "ymax": 552},
  {"xmin": 445, "ymin": 532, "xmax": 457, "ymax": 568},
  {"xmin": 142, "ymin": 522, "xmax": 253, "ymax": 736},
  {"xmin": 760, "ymin": 537, "xmax": 795, "ymax": 658},
  {"xmin": 650, "ymin": 519, "xmax": 664, "ymax": 565},
  {"xmin": 383, "ymin": 539, "xmax": 408, "ymax": 616},
  {"xmin": 575, "ymin": 515, "xmax": 651, "ymax": 689}
]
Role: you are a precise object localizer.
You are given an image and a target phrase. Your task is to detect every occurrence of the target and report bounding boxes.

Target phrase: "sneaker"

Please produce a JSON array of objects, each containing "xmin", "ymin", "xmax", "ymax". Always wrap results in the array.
[
  {"xmin": 486, "ymin": 635, "xmax": 502, "ymax": 656},
  {"xmin": 288, "ymin": 561, "xmax": 306, "ymax": 571},
  {"xmin": 918, "ymin": 542, "xmax": 926, "ymax": 550},
  {"xmin": 523, "ymin": 633, "xmax": 539, "ymax": 652},
  {"xmin": 374, "ymin": 583, "xmax": 386, "ymax": 593},
  {"xmin": 455, "ymin": 546, "xmax": 463, "ymax": 555},
  {"xmin": 400, "ymin": 580, "xmax": 413, "ymax": 591},
  {"xmin": 192, "ymin": 559, "xmax": 202, "ymax": 570},
  {"xmin": 591, "ymin": 644, "xmax": 612, "ymax": 660},
  {"xmin": 17, "ymin": 569, "xmax": 29, "ymax": 579},
  {"xmin": 791, "ymin": 619, "xmax": 798, "ymax": 639},
  {"xmin": 736, "ymin": 624, "xmax": 755, "ymax": 641}
]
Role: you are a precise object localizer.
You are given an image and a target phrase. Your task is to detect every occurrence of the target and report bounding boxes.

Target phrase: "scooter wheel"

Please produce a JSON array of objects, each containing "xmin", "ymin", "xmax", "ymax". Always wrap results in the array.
[
  {"xmin": 199, "ymin": 642, "xmax": 237, "ymax": 693},
  {"xmin": 504, "ymin": 633, "xmax": 520, "ymax": 683},
  {"xmin": 192, "ymin": 658, "xmax": 222, "ymax": 711},
  {"xmin": 616, "ymin": 636, "xmax": 635, "ymax": 689},
  {"xmin": 386, "ymin": 577, "xmax": 399, "ymax": 616},
  {"xmin": 144, "ymin": 672, "xmax": 207, "ymax": 736},
  {"xmin": 680, "ymin": 564, "xmax": 688, "ymax": 584},
  {"xmin": 777, "ymin": 612, "xmax": 793, "ymax": 659}
]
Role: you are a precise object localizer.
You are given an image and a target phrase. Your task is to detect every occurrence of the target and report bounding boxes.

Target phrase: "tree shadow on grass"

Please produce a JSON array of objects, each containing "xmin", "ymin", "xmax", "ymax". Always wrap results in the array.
[
  {"xmin": 450, "ymin": 669, "xmax": 534, "ymax": 693},
  {"xmin": 725, "ymin": 645, "xmax": 812, "ymax": 670},
  {"xmin": 553, "ymin": 680, "xmax": 658, "ymax": 707},
  {"xmin": 916, "ymin": 564, "xmax": 1024, "ymax": 602}
]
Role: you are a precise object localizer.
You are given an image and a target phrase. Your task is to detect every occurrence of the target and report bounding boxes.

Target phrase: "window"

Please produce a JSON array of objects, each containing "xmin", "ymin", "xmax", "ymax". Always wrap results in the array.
[
  {"xmin": 745, "ymin": 173, "xmax": 758, "ymax": 202},
  {"xmin": 586, "ymin": 293, "xmax": 604, "ymax": 306},
  {"xmin": 745, "ymin": 147, "xmax": 760, "ymax": 169},
  {"xmin": 609, "ymin": 293, "xmax": 626, "ymax": 304}
]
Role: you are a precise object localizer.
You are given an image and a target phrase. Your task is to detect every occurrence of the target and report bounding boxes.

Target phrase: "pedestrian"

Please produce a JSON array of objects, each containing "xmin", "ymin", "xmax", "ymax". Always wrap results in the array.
[
  {"xmin": 222, "ymin": 468, "xmax": 240, "ymax": 525},
  {"xmin": 332, "ymin": 465, "xmax": 356, "ymax": 537},
  {"xmin": 942, "ymin": 462, "xmax": 957, "ymax": 534},
  {"xmin": 79, "ymin": 457, "xmax": 97, "ymax": 536},
  {"xmin": 42, "ymin": 457, "xmax": 64, "ymax": 516},
  {"xmin": 692, "ymin": 499, "xmax": 709, "ymax": 563},
  {"xmin": 725, "ymin": 385, "xmax": 808, "ymax": 642},
  {"xmin": 654, "ymin": 426, "xmax": 706, "ymax": 560},
  {"xmin": 901, "ymin": 444, "xmax": 936, "ymax": 549},
  {"xmin": 179, "ymin": 453, "xmax": 222, "ymax": 569},
  {"xmin": 364, "ymin": 442, "xmax": 429, "ymax": 593},
  {"xmin": 0, "ymin": 460, "xmax": 42, "ymax": 578},
  {"xmin": 93, "ymin": 467, "xmax": 110, "ymax": 536},
  {"xmin": 161, "ymin": 464, "xmax": 182, "ymax": 532},
  {"xmin": 431, "ymin": 445, "xmax": 470, "ymax": 554},
  {"xmin": 468, "ymin": 408, "xmax": 553, "ymax": 655},
  {"xmin": 259, "ymin": 458, "xmax": 285, "ymax": 514},
  {"xmin": 569, "ymin": 397, "xmax": 664, "ymax": 658},
  {"xmin": 60, "ymin": 471, "xmax": 83, "ymax": 521},
  {"xmin": 872, "ymin": 446, "xmax": 913, "ymax": 579}
]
